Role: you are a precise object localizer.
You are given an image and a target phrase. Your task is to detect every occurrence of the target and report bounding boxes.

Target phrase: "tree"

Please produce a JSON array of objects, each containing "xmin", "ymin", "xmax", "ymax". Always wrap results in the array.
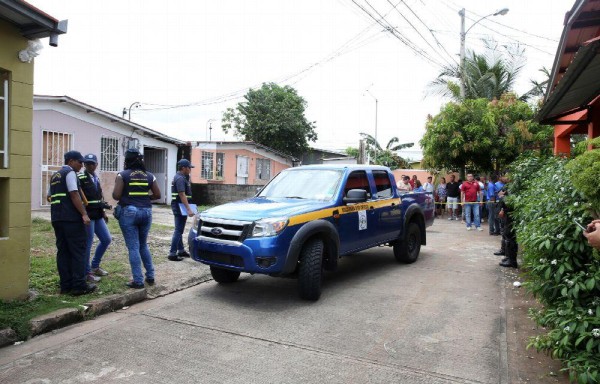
[
  {"xmin": 221, "ymin": 83, "xmax": 317, "ymax": 157},
  {"xmin": 428, "ymin": 42, "xmax": 525, "ymax": 102},
  {"xmin": 350, "ymin": 133, "xmax": 413, "ymax": 169},
  {"xmin": 420, "ymin": 93, "xmax": 553, "ymax": 174}
]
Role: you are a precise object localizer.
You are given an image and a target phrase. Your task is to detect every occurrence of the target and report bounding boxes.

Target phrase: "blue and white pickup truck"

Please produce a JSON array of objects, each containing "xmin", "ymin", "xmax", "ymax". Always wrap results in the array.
[{"xmin": 188, "ymin": 165, "xmax": 434, "ymax": 300}]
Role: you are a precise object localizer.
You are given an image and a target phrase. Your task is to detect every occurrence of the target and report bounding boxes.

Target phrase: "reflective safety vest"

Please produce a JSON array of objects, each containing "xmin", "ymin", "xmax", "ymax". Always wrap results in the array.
[
  {"xmin": 171, "ymin": 172, "xmax": 192, "ymax": 204},
  {"xmin": 118, "ymin": 169, "xmax": 154, "ymax": 208},
  {"xmin": 50, "ymin": 166, "xmax": 81, "ymax": 222},
  {"xmin": 78, "ymin": 171, "xmax": 104, "ymax": 220}
]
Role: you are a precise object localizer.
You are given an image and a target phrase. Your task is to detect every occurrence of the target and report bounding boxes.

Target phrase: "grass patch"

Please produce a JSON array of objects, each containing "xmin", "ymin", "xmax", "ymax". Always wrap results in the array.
[{"xmin": 0, "ymin": 216, "xmax": 175, "ymax": 340}]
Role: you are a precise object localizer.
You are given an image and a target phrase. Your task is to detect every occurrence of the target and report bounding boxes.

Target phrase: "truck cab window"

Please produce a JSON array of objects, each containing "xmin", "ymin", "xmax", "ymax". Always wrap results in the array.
[
  {"xmin": 373, "ymin": 170, "xmax": 392, "ymax": 198},
  {"xmin": 344, "ymin": 171, "xmax": 371, "ymax": 199}
]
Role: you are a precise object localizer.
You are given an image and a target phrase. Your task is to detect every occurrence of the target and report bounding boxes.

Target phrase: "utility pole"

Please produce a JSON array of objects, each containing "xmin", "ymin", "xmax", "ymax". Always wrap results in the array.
[
  {"xmin": 365, "ymin": 89, "xmax": 378, "ymax": 163},
  {"xmin": 458, "ymin": 8, "xmax": 509, "ymax": 100}
]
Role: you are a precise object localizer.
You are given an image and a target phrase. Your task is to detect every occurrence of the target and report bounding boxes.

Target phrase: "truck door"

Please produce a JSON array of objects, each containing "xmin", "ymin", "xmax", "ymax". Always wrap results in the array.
[
  {"xmin": 372, "ymin": 170, "xmax": 403, "ymax": 243},
  {"xmin": 338, "ymin": 170, "xmax": 376, "ymax": 253}
]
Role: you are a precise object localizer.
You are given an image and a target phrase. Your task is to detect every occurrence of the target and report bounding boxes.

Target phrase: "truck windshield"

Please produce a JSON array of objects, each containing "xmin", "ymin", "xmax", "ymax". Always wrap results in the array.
[{"xmin": 258, "ymin": 169, "xmax": 343, "ymax": 201}]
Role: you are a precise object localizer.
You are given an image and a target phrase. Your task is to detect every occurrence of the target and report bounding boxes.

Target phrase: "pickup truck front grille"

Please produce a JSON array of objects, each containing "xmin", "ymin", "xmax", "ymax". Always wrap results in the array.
[{"xmin": 200, "ymin": 218, "xmax": 253, "ymax": 243}]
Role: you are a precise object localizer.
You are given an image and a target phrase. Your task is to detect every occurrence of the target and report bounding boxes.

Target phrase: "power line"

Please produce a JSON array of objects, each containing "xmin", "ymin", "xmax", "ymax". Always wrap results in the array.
[
  {"xmin": 351, "ymin": 0, "xmax": 445, "ymax": 68},
  {"xmin": 395, "ymin": 0, "xmax": 458, "ymax": 66},
  {"xmin": 384, "ymin": 0, "xmax": 456, "ymax": 67}
]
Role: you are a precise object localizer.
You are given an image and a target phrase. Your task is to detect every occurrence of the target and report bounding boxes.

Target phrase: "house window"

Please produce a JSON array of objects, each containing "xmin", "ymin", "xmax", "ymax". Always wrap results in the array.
[
  {"xmin": 256, "ymin": 158, "xmax": 271, "ymax": 180},
  {"xmin": 0, "ymin": 71, "xmax": 9, "ymax": 169},
  {"xmin": 101, "ymin": 137, "xmax": 119, "ymax": 171},
  {"xmin": 216, "ymin": 152, "xmax": 224, "ymax": 179},
  {"xmin": 201, "ymin": 151, "xmax": 214, "ymax": 179},
  {"xmin": 41, "ymin": 130, "xmax": 74, "ymax": 206}
]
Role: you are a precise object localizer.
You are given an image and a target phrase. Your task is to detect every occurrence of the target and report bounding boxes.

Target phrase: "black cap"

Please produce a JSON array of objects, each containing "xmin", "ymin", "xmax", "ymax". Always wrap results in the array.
[
  {"xmin": 64, "ymin": 150, "xmax": 85, "ymax": 162},
  {"xmin": 125, "ymin": 148, "xmax": 143, "ymax": 160},
  {"xmin": 177, "ymin": 159, "xmax": 194, "ymax": 168}
]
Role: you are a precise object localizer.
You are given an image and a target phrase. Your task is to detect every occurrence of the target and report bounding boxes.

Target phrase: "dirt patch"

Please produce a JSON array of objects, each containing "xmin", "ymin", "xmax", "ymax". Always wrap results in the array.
[{"xmin": 503, "ymin": 267, "xmax": 570, "ymax": 383}]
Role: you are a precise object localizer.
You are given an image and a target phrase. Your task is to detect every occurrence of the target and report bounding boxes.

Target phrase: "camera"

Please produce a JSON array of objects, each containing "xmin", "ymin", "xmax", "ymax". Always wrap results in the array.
[{"xmin": 101, "ymin": 202, "xmax": 113, "ymax": 210}]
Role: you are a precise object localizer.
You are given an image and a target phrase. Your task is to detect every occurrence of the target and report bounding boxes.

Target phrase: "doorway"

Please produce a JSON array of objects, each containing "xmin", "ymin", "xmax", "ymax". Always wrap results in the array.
[{"xmin": 143, "ymin": 147, "xmax": 167, "ymax": 204}]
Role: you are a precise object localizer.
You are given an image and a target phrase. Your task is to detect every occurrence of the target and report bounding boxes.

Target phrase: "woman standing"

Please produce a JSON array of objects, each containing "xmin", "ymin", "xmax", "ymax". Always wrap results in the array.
[
  {"xmin": 112, "ymin": 149, "xmax": 161, "ymax": 288},
  {"xmin": 435, "ymin": 177, "xmax": 447, "ymax": 218}
]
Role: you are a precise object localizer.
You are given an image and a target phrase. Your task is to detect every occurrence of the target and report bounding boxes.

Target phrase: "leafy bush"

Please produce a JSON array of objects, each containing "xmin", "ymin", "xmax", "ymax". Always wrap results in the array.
[
  {"xmin": 566, "ymin": 147, "xmax": 600, "ymax": 218},
  {"xmin": 508, "ymin": 154, "xmax": 600, "ymax": 383}
]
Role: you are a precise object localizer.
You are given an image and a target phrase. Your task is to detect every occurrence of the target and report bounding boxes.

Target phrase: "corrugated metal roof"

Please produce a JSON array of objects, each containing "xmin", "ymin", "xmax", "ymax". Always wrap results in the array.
[{"xmin": 537, "ymin": 37, "xmax": 600, "ymax": 122}]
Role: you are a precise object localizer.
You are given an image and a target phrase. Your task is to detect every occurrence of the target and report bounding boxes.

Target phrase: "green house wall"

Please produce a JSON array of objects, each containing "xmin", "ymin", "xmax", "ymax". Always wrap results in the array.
[{"xmin": 0, "ymin": 19, "xmax": 35, "ymax": 300}]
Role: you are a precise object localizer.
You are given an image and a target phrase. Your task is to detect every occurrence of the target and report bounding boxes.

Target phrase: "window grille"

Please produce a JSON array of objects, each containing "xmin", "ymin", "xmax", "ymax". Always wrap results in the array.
[
  {"xmin": 256, "ymin": 158, "xmax": 271, "ymax": 180},
  {"xmin": 0, "ymin": 72, "xmax": 8, "ymax": 168},
  {"xmin": 201, "ymin": 151, "xmax": 214, "ymax": 179},
  {"xmin": 101, "ymin": 137, "xmax": 119, "ymax": 171},
  {"xmin": 41, "ymin": 130, "xmax": 73, "ymax": 206},
  {"xmin": 216, "ymin": 152, "xmax": 224, "ymax": 178}
]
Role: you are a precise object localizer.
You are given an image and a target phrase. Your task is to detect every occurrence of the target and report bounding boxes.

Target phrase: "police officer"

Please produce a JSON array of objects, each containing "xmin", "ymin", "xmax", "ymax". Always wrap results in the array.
[
  {"xmin": 498, "ymin": 187, "xmax": 518, "ymax": 268},
  {"xmin": 168, "ymin": 158, "xmax": 195, "ymax": 261},
  {"xmin": 79, "ymin": 154, "xmax": 112, "ymax": 282},
  {"xmin": 49, "ymin": 150, "xmax": 96, "ymax": 296},
  {"xmin": 112, "ymin": 149, "xmax": 161, "ymax": 288}
]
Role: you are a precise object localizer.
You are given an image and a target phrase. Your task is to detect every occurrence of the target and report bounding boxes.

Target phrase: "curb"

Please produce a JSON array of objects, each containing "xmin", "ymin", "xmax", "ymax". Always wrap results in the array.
[{"xmin": 1, "ymin": 274, "xmax": 211, "ymax": 347}]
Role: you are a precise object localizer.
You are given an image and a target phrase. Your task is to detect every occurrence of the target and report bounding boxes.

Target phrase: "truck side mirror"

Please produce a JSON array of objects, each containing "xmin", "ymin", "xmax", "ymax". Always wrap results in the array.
[{"xmin": 343, "ymin": 189, "xmax": 367, "ymax": 204}]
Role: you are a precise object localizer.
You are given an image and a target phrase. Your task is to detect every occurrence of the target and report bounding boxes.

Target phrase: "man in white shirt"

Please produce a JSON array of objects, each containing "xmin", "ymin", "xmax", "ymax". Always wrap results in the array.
[{"xmin": 423, "ymin": 176, "xmax": 434, "ymax": 193}]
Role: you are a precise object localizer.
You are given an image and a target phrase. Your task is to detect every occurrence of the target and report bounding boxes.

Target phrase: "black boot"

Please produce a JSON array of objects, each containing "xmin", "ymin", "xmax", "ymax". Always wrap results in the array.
[
  {"xmin": 493, "ymin": 250, "xmax": 505, "ymax": 256},
  {"xmin": 500, "ymin": 240, "xmax": 518, "ymax": 268}
]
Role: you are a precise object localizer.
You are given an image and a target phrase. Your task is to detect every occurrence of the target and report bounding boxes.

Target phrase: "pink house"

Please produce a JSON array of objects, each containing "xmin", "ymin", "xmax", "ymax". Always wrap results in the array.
[{"xmin": 190, "ymin": 141, "xmax": 295, "ymax": 185}]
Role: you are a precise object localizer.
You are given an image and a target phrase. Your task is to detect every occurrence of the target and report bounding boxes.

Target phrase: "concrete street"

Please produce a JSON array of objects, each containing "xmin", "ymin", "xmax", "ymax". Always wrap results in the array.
[{"xmin": 0, "ymin": 218, "xmax": 511, "ymax": 383}]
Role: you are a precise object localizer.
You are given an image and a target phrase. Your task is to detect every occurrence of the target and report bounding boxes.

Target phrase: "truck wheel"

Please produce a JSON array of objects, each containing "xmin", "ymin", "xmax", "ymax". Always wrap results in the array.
[
  {"xmin": 298, "ymin": 238, "xmax": 324, "ymax": 301},
  {"xmin": 210, "ymin": 266, "xmax": 240, "ymax": 284},
  {"xmin": 394, "ymin": 222, "xmax": 421, "ymax": 263}
]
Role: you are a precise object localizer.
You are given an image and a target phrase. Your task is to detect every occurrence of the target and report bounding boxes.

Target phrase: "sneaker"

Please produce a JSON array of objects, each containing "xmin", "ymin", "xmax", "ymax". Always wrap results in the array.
[
  {"xmin": 466, "ymin": 227, "xmax": 472, "ymax": 231},
  {"xmin": 86, "ymin": 273, "xmax": 101, "ymax": 283},
  {"xmin": 177, "ymin": 250, "xmax": 191, "ymax": 258},
  {"xmin": 126, "ymin": 281, "xmax": 145, "ymax": 289},
  {"xmin": 448, "ymin": 217, "xmax": 453, "ymax": 221},
  {"xmin": 145, "ymin": 278, "xmax": 155, "ymax": 286},
  {"xmin": 168, "ymin": 255, "xmax": 184, "ymax": 261},
  {"xmin": 92, "ymin": 267, "xmax": 109, "ymax": 276},
  {"xmin": 477, "ymin": 227, "xmax": 483, "ymax": 232}
]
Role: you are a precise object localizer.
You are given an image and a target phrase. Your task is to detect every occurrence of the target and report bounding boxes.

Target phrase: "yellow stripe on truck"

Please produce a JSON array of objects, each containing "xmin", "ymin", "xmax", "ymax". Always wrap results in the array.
[{"xmin": 287, "ymin": 198, "xmax": 401, "ymax": 226}]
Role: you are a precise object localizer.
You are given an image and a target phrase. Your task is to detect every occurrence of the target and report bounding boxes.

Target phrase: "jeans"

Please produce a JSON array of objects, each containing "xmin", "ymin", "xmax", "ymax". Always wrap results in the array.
[
  {"xmin": 169, "ymin": 213, "xmax": 188, "ymax": 255},
  {"xmin": 118, "ymin": 205, "xmax": 154, "ymax": 284},
  {"xmin": 464, "ymin": 203, "xmax": 481, "ymax": 228},
  {"xmin": 52, "ymin": 221, "xmax": 88, "ymax": 291},
  {"xmin": 85, "ymin": 218, "xmax": 112, "ymax": 273},
  {"xmin": 487, "ymin": 201, "xmax": 498, "ymax": 234}
]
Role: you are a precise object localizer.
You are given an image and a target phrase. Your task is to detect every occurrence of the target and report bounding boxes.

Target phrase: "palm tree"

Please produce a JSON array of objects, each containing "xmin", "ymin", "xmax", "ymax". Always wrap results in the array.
[
  {"xmin": 428, "ymin": 42, "xmax": 525, "ymax": 102},
  {"xmin": 519, "ymin": 67, "xmax": 550, "ymax": 103},
  {"xmin": 359, "ymin": 133, "xmax": 413, "ymax": 169}
]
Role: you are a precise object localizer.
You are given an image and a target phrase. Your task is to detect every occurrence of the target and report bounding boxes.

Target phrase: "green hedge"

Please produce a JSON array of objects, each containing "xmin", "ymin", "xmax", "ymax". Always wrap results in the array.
[{"xmin": 508, "ymin": 153, "xmax": 600, "ymax": 383}]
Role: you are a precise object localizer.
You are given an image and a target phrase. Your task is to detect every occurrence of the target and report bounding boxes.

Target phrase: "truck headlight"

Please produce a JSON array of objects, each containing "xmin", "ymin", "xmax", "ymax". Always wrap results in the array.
[
  {"xmin": 251, "ymin": 217, "xmax": 288, "ymax": 237},
  {"xmin": 192, "ymin": 214, "xmax": 202, "ymax": 232}
]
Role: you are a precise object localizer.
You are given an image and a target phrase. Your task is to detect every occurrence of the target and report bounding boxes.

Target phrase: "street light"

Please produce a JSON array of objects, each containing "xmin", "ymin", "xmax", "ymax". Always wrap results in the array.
[
  {"xmin": 459, "ymin": 7, "xmax": 509, "ymax": 99},
  {"xmin": 206, "ymin": 119, "xmax": 215, "ymax": 142},
  {"xmin": 364, "ymin": 89, "xmax": 378, "ymax": 163},
  {"xmin": 122, "ymin": 102, "xmax": 141, "ymax": 121}
]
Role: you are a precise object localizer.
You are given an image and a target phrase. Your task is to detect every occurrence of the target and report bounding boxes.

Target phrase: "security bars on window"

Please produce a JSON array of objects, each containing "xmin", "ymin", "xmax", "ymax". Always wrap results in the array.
[
  {"xmin": 101, "ymin": 137, "xmax": 119, "ymax": 171},
  {"xmin": 202, "ymin": 151, "xmax": 214, "ymax": 179}
]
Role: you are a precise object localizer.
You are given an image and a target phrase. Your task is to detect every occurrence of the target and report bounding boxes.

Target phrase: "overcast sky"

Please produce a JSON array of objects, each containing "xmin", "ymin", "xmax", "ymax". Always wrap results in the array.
[{"xmin": 27, "ymin": 0, "xmax": 567, "ymax": 157}]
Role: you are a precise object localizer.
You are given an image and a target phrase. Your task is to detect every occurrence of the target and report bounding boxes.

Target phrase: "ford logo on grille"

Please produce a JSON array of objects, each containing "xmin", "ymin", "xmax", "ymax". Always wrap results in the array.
[{"xmin": 211, "ymin": 227, "xmax": 224, "ymax": 236}]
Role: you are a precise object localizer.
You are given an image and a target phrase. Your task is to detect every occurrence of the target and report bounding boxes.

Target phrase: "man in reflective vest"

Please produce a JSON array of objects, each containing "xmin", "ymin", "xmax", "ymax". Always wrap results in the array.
[
  {"xmin": 79, "ymin": 153, "xmax": 112, "ymax": 283},
  {"xmin": 50, "ymin": 150, "xmax": 96, "ymax": 296},
  {"xmin": 168, "ymin": 158, "xmax": 195, "ymax": 261}
]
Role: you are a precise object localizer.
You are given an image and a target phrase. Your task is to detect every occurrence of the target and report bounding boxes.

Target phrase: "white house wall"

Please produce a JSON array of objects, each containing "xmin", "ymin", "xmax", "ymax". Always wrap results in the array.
[{"xmin": 32, "ymin": 100, "xmax": 180, "ymax": 209}]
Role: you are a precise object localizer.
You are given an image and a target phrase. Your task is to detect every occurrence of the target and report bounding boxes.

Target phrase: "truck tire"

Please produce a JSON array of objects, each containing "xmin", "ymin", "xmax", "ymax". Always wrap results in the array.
[
  {"xmin": 394, "ymin": 222, "xmax": 421, "ymax": 263},
  {"xmin": 210, "ymin": 266, "xmax": 240, "ymax": 284},
  {"xmin": 298, "ymin": 238, "xmax": 324, "ymax": 301}
]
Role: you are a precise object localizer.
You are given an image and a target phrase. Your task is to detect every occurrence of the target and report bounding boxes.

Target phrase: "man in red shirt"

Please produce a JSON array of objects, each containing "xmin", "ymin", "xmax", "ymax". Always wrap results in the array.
[{"xmin": 460, "ymin": 173, "xmax": 483, "ymax": 231}]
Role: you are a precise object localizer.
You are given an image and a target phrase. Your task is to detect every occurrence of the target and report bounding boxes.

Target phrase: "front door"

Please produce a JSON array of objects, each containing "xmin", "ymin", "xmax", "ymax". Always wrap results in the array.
[
  {"xmin": 236, "ymin": 156, "xmax": 248, "ymax": 185},
  {"xmin": 143, "ymin": 147, "xmax": 167, "ymax": 204},
  {"xmin": 338, "ymin": 170, "xmax": 375, "ymax": 253}
]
